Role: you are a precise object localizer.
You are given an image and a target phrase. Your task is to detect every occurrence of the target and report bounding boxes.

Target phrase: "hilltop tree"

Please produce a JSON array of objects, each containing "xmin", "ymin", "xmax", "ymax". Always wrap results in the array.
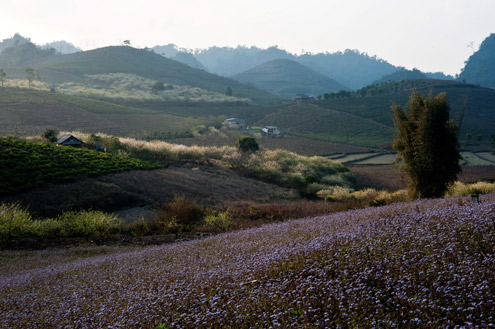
[
  {"xmin": 226, "ymin": 87, "xmax": 233, "ymax": 96},
  {"xmin": 25, "ymin": 67, "xmax": 35, "ymax": 88},
  {"xmin": 0, "ymin": 68, "xmax": 6, "ymax": 87},
  {"xmin": 392, "ymin": 91, "xmax": 461, "ymax": 199}
]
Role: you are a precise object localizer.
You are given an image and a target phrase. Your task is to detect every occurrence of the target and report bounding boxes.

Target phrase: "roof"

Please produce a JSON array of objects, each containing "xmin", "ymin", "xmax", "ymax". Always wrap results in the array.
[
  {"xmin": 56, "ymin": 134, "xmax": 84, "ymax": 145},
  {"xmin": 225, "ymin": 118, "xmax": 245, "ymax": 123}
]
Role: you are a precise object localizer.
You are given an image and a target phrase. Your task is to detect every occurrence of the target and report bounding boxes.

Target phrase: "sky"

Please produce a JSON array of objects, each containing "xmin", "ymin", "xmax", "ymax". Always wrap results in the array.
[{"xmin": 1, "ymin": 0, "xmax": 494, "ymax": 76}]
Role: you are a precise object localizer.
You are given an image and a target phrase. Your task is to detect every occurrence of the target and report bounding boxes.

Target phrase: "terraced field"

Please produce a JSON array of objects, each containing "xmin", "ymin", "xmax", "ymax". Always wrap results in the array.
[{"xmin": 0, "ymin": 138, "xmax": 163, "ymax": 195}]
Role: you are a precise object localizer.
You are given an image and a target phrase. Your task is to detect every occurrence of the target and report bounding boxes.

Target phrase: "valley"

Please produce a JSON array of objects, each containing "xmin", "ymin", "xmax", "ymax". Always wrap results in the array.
[{"xmin": 1, "ymin": 32, "xmax": 495, "ymax": 328}]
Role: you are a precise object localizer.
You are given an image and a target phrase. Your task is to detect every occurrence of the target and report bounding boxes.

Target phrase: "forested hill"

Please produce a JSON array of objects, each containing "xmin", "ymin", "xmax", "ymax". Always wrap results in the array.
[
  {"xmin": 191, "ymin": 46, "xmax": 399, "ymax": 89},
  {"xmin": 316, "ymin": 79, "xmax": 495, "ymax": 140},
  {"xmin": 458, "ymin": 34, "xmax": 495, "ymax": 89},
  {"xmin": 232, "ymin": 59, "xmax": 349, "ymax": 97},
  {"xmin": 0, "ymin": 45, "xmax": 278, "ymax": 104}
]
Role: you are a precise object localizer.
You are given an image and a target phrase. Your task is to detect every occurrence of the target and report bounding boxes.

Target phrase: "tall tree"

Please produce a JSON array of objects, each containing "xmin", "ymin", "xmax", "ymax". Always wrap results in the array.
[
  {"xmin": 0, "ymin": 68, "xmax": 6, "ymax": 87},
  {"xmin": 392, "ymin": 91, "xmax": 461, "ymax": 198},
  {"xmin": 25, "ymin": 67, "xmax": 35, "ymax": 88}
]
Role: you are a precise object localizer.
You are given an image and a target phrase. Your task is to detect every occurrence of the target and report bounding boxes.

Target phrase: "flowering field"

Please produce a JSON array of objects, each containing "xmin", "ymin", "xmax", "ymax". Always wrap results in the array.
[{"xmin": 1, "ymin": 195, "xmax": 494, "ymax": 328}]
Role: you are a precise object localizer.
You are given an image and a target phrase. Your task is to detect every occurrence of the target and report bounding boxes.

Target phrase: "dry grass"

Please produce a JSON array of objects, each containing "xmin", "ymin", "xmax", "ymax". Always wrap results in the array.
[
  {"xmin": 350, "ymin": 164, "xmax": 495, "ymax": 191},
  {"xmin": 0, "ymin": 166, "xmax": 293, "ymax": 218}
]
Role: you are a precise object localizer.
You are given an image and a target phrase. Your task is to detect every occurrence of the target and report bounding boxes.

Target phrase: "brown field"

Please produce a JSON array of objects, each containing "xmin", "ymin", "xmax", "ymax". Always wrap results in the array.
[
  {"xmin": 0, "ymin": 102, "xmax": 123, "ymax": 136},
  {"xmin": 175, "ymin": 135, "xmax": 373, "ymax": 155},
  {"xmin": 0, "ymin": 165, "xmax": 293, "ymax": 218},
  {"xmin": 350, "ymin": 164, "xmax": 495, "ymax": 191}
]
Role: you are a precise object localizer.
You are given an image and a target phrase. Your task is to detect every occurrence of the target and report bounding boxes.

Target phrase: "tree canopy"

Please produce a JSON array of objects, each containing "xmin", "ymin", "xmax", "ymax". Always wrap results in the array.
[
  {"xmin": 236, "ymin": 136, "xmax": 259, "ymax": 153},
  {"xmin": 392, "ymin": 91, "xmax": 461, "ymax": 198},
  {"xmin": 0, "ymin": 68, "xmax": 6, "ymax": 87}
]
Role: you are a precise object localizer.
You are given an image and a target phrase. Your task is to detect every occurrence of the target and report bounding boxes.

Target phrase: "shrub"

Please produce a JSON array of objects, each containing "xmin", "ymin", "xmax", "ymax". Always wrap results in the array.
[
  {"xmin": 236, "ymin": 136, "xmax": 259, "ymax": 153},
  {"xmin": 57, "ymin": 210, "xmax": 122, "ymax": 242},
  {"xmin": 204, "ymin": 211, "xmax": 232, "ymax": 232},
  {"xmin": 446, "ymin": 181, "xmax": 495, "ymax": 197},
  {"xmin": 0, "ymin": 203, "xmax": 35, "ymax": 246},
  {"xmin": 42, "ymin": 128, "xmax": 58, "ymax": 143},
  {"xmin": 154, "ymin": 195, "xmax": 204, "ymax": 232}
]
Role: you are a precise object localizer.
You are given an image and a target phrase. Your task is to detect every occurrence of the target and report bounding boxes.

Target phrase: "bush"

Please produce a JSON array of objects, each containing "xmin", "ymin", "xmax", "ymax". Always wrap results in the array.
[
  {"xmin": 42, "ymin": 128, "xmax": 58, "ymax": 143},
  {"xmin": 1, "ymin": 204, "xmax": 122, "ymax": 247},
  {"xmin": 0, "ymin": 203, "xmax": 35, "ymax": 246},
  {"xmin": 236, "ymin": 136, "xmax": 259, "ymax": 153},
  {"xmin": 446, "ymin": 181, "xmax": 495, "ymax": 197},
  {"xmin": 154, "ymin": 195, "xmax": 204, "ymax": 232},
  {"xmin": 58, "ymin": 210, "xmax": 122, "ymax": 242},
  {"xmin": 204, "ymin": 211, "xmax": 232, "ymax": 232}
]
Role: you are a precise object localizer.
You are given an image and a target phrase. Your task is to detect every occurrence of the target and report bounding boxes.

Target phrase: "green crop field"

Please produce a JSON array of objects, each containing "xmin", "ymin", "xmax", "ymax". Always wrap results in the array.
[{"xmin": 0, "ymin": 138, "xmax": 163, "ymax": 195}]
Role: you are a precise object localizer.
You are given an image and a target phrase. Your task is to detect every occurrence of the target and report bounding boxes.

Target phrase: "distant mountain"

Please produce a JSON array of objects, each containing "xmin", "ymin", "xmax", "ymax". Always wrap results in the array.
[
  {"xmin": 34, "ymin": 46, "xmax": 278, "ymax": 103},
  {"xmin": 375, "ymin": 68, "xmax": 427, "ymax": 84},
  {"xmin": 40, "ymin": 40, "xmax": 81, "ymax": 54},
  {"xmin": 0, "ymin": 42, "xmax": 57, "ymax": 67},
  {"xmin": 233, "ymin": 59, "xmax": 349, "ymax": 98},
  {"xmin": 0, "ymin": 33, "xmax": 31, "ymax": 53},
  {"xmin": 296, "ymin": 50, "xmax": 399, "ymax": 90},
  {"xmin": 458, "ymin": 33, "xmax": 495, "ymax": 89},
  {"xmin": 194, "ymin": 46, "xmax": 293, "ymax": 77},
  {"xmin": 152, "ymin": 44, "xmax": 205, "ymax": 70},
  {"xmin": 192, "ymin": 46, "xmax": 401, "ymax": 90},
  {"xmin": 424, "ymin": 72, "xmax": 454, "ymax": 80}
]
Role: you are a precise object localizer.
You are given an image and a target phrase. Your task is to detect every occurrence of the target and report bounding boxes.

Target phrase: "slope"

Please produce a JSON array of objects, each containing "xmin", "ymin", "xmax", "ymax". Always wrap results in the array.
[
  {"xmin": 38, "ymin": 46, "xmax": 278, "ymax": 104},
  {"xmin": 458, "ymin": 33, "xmax": 495, "ymax": 89},
  {"xmin": 194, "ymin": 46, "xmax": 400, "ymax": 89},
  {"xmin": 257, "ymin": 103, "xmax": 394, "ymax": 147},
  {"xmin": 232, "ymin": 59, "xmax": 349, "ymax": 98},
  {"xmin": 0, "ymin": 88, "xmax": 198, "ymax": 137},
  {"xmin": 317, "ymin": 79, "xmax": 495, "ymax": 142}
]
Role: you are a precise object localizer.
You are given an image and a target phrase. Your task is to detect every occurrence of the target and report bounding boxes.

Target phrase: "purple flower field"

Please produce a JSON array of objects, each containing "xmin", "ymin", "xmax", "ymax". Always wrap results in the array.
[{"xmin": 1, "ymin": 195, "xmax": 494, "ymax": 328}]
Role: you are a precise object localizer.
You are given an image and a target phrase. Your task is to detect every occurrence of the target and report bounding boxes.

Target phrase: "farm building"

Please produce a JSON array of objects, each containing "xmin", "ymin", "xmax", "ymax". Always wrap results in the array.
[
  {"xmin": 56, "ymin": 134, "xmax": 84, "ymax": 147},
  {"xmin": 262, "ymin": 126, "xmax": 280, "ymax": 136},
  {"xmin": 294, "ymin": 94, "xmax": 314, "ymax": 103},
  {"xmin": 224, "ymin": 118, "xmax": 246, "ymax": 129}
]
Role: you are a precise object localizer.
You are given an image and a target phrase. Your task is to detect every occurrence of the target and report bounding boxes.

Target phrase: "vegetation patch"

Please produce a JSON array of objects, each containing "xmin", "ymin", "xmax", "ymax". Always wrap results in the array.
[
  {"xmin": 0, "ymin": 203, "xmax": 122, "ymax": 248},
  {"xmin": 0, "ymin": 137, "xmax": 163, "ymax": 195},
  {"xmin": 1, "ymin": 195, "xmax": 494, "ymax": 327}
]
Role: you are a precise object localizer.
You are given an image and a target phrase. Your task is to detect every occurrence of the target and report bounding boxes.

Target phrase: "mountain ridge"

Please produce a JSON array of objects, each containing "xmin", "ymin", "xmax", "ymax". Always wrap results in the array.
[{"xmin": 232, "ymin": 59, "xmax": 350, "ymax": 97}]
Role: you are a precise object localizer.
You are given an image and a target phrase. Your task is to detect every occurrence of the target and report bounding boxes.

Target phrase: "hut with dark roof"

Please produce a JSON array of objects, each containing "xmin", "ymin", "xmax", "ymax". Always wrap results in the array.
[{"xmin": 56, "ymin": 134, "xmax": 84, "ymax": 147}]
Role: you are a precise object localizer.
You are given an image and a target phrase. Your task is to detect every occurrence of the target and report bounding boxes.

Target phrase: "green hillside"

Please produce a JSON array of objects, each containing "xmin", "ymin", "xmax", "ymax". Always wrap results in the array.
[
  {"xmin": 0, "ymin": 137, "xmax": 163, "ymax": 195},
  {"xmin": 232, "ymin": 59, "xmax": 349, "ymax": 97},
  {"xmin": 458, "ymin": 34, "xmax": 495, "ymax": 89},
  {"xmin": 0, "ymin": 88, "xmax": 202, "ymax": 137},
  {"xmin": 317, "ymin": 79, "xmax": 495, "ymax": 142},
  {"xmin": 36, "ymin": 46, "xmax": 278, "ymax": 104},
  {"xmin": 374, "ymin": 68, "xmax": 426, "ymax": 84},
  {"xmin": 257, "ymin": 103, "xmax": 394, "ymax": 147}
]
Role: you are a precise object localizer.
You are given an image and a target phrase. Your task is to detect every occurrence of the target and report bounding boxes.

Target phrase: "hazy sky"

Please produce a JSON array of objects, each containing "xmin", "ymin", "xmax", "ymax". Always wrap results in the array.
[{"xmin": 1, "ymin": 0, "xmax": 494, "ymax": 75}]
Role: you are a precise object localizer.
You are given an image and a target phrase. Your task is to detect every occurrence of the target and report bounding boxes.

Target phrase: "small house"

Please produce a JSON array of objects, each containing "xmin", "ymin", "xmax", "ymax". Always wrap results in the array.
[
  {"xmin": 294, "ymin": 94, "xmax": 314, "ymax": 103},
  {"xmin": 224, "ymin": 118, "xmax": 246, "ymax": 129},
  {"xmin": 56, "ymin": 134, "xmax": 84, "ymax": 147},
  {"xmin": 262, "ymin": 126, "xmax": 280, "ymax": 136}
]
